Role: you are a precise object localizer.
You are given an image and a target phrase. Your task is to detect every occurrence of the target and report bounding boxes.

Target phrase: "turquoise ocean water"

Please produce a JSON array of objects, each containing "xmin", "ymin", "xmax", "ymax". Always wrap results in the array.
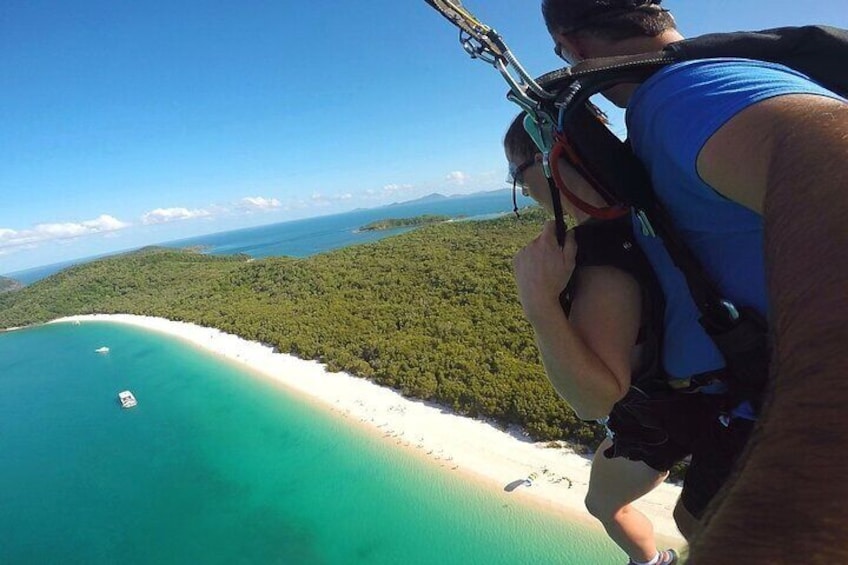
[
  {"xmin": 0, "ymin": 322, "xmax": 622, "ymax": 564},
  {"xmin": 1, "ymin": 191, "xmax": 628, "ymax": 563}
]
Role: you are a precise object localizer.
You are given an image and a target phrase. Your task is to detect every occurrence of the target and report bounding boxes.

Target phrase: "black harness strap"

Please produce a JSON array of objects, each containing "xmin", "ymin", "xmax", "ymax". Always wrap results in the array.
[
  {"xmin": 547, "ymin": 176, "xmax": 568, "ymax": 247},
  {"xmin": 555, "ymin": 102, "xmax": 770, "ymax": 412},
  {"xmin": 669, "ymin": 25, "xmax": 848, "ymax": 96}
]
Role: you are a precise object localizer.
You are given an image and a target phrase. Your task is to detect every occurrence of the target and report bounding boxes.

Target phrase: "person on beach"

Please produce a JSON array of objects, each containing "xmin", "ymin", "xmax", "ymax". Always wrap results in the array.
[
  {"xmin": 540, "ymin": 1, "xmax": 848, "ymax": 561},
  {"xmin": 507, "ymin": 111, "xmax": 752, "ymax": 565}
]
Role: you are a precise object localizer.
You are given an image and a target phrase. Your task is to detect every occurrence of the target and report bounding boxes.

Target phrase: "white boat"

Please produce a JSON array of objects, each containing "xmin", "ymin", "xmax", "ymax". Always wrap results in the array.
[
  {"xmin": 118, "ymin": 390, "xmax": 137, "ymax": 408},
  {"xmin": 95, "ymin": 346, "xmax": 110, "ymax": 354}
]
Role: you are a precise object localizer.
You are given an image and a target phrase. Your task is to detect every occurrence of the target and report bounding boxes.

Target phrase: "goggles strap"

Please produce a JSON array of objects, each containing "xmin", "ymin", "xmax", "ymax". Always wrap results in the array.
[{"xmin": 512, "ymin": 180, "xmax": 520, "ymax": 218}]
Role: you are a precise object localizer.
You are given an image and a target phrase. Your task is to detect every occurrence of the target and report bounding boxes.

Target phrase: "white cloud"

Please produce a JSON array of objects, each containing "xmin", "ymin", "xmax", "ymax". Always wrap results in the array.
[
  {"xmin": 141, "ymin": 207, "xmax": 211, "ymax": 225},
  {"xmin": 0, "ymin": 214, "xmax": 131, "ymax": 253},
  {"xmin": 445, "ymin": 171, "xmax": 469, "ymax": 185},
  {"xmin": 309, "ymin": 192, "xmax": 354, "ymax": 206},
  {"xmin": 88, "ymin": 215, "xmax": 129, "ymax": 231},
  {"xmin": 241, "ymin": 196, "xmax": 281, "ymax": 210},
  {"xmin": 383, "ymin": 183, "xmax": 414, "ymax": 194},
  {"xmin": 37, "ymin": 215, "xmax": 129, "ymax": 238},
  {"xmin": 359, "ymin": 183, "xmax": 419, "ymax": 202}
]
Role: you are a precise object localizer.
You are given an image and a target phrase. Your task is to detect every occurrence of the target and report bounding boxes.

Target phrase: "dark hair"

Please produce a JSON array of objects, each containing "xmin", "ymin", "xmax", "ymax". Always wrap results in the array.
[
  {"xmin": 541, "ymin": 0, "xmax": 676, "ymax": 41},
  {"xmin": 504, "ymin": 104, "xmax": 609, "ymax": 163},
  {"xmin": 504, "ymin": 113, "xmax": 539, "ymax": 163}
]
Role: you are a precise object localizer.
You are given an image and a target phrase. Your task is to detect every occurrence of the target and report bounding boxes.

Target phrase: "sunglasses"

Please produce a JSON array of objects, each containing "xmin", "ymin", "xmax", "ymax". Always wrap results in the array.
[
  {"xmin": 553, "ymin": 43, "xmax": 571, "ymax": 64},
  {"xmin": 508, "ymin": 154, "xmax": 540, "ymax": 216},
  {"xmin": 508, "ymin": 155, "xmax": 538, "ymax": 194},
  {"xmin": 552, "ymin": 3, "xmax": 669, "ymax": 63}
]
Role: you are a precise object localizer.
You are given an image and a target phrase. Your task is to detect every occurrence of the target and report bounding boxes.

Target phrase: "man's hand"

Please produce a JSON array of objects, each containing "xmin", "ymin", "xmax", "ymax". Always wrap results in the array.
[{"xmin": 513, "ymin": 221, "xmax": 576, "ymax": 321}]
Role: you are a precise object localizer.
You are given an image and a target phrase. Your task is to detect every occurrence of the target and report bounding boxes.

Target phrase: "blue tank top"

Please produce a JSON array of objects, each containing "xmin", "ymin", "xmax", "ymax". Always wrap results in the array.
[{"xmin": 625, "ymin": 58, "xmax": 843, "ymax": 418}]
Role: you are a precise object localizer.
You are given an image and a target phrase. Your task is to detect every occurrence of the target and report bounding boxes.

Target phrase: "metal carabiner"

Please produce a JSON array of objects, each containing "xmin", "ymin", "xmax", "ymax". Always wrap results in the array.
[
  {"xmin": 460, "ymin": 31, "xmax": 498, "ymax": 64},
  {"xmin": 635, "ymin": 209, "xmax": 656, "ymax": 237},
  {"xmin": 719, "ymin": 299, "xmax": 741, "ymax": 322}
]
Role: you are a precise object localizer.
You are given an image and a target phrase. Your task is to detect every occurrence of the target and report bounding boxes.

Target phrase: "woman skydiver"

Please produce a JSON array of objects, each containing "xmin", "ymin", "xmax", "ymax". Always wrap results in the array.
[{"xmin": 506, "ymin": 111, "xmax": 754, "ymax": 565}]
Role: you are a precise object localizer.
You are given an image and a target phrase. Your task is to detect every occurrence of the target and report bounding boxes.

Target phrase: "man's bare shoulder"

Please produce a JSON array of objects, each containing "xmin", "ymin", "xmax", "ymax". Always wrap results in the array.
[{"xmin": 697, "ymin": 94, "xmax": 848, "ymax": 214}]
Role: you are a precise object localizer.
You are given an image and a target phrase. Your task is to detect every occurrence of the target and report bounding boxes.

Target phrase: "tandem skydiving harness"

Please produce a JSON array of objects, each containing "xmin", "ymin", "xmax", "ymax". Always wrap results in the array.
[
  {"xmin": 534, "ymin": 24, "xmax": 848, "ymax": 414},
  {"xmin": 422, "ymin": 3, "xmax": 848, "ymax": 415},
  {"xmin": 425, "ymin": 0, "xmax": 625, "ymax": 247}
]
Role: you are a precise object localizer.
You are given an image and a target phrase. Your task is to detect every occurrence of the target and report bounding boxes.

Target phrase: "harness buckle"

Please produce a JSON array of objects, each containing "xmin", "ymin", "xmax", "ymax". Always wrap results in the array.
[
  {"xmin": 719, "ymin": 299, "xmax": 741, "ymax": 322},
  {"xmin": 667, "ymin": 370, "xmax": 727, "ymax": 393},
  {"xmin": 635, "ymin": 209, "xmax": 656, "ymax": 237}
]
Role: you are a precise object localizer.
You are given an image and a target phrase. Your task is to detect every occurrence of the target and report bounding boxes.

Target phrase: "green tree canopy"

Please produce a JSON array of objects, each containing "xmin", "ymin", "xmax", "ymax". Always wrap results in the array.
[{"xmin": 0, "ymin": 208, "xmax": 605, "ymax": 448}]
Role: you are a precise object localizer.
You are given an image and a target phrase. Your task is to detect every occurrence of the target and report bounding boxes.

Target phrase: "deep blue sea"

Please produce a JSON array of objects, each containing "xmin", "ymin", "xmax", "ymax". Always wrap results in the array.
[
  {"xmin": 0, "ymin": 190, "xmax": 627, "ymax": 563},
  {"xmin": 7, "ymin": 190, "xmax": 533, "ymax": 285},
  {"xmin": 163, "ymin": 191, "xmax": 532, "ymax": 260}
]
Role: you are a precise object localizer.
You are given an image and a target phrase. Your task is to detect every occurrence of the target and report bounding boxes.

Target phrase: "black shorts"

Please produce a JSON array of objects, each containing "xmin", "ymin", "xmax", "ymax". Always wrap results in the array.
[{"xmin": 606, "ymin": 390, "xmax": 754, "ymax": 518}]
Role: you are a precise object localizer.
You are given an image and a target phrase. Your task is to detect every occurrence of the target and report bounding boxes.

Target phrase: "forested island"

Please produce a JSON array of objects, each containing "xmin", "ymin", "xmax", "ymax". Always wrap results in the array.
[
  {"xmin": 358, "ymin": 214, "xmax": 455, "ymax": 232},
  {"xmin": 0, "ymin": 208, "xmax": 605, "ymax": 448}
]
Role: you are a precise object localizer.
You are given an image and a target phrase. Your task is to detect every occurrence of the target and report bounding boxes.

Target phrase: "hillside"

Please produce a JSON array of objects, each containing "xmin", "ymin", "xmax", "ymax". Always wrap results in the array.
[
  {"xmin": 0, "ymin": 276, "xmax": 23, "ymax": 293},
  {"xmin": 0, "ymin": 208, "xmax": 603, "ymax": 447}
]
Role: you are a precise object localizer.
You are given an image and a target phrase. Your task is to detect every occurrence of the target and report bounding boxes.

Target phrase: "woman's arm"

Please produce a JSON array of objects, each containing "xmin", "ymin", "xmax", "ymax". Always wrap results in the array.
[{"xmin": 514, "ymin": 221, "xmax": 642, "ymax": 420}]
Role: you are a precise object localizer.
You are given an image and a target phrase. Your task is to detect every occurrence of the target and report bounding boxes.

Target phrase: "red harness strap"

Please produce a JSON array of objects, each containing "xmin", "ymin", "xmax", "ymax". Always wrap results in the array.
[{"xmin": 551, "ymin": 135, "xmax": 630, "ymax": 220}]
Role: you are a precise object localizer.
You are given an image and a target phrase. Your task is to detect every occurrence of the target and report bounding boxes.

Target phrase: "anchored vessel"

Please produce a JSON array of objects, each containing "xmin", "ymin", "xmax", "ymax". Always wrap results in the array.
[{"xmin": 118, "ymin": 390, "xmax": 137, "ymax": 408}]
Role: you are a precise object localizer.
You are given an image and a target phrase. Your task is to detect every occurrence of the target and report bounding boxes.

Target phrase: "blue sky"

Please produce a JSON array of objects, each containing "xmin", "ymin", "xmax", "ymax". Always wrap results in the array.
[{"xmin": 2, "ymin": 0, "xmax": 845, "ymax": 274}]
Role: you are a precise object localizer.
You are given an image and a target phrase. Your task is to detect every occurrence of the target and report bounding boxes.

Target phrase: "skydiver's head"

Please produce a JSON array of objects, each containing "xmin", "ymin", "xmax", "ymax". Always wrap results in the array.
[
  {"xmin": 503, "ymin": 112, "xmax": 606, "ymax": 223},
  {"xmin": 540, "ymin": 1, "xmax": 681, "ymax": 106}
]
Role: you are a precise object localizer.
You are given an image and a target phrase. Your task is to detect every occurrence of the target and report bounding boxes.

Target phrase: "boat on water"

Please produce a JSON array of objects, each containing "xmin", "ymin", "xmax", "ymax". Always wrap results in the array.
[
  {"xmin": 95, "ymin": 346, "xmax": 110, "ymax": 354},
  {"xmin": 118, "ymin": 390, "xmax": 137, "ymax": 408}
]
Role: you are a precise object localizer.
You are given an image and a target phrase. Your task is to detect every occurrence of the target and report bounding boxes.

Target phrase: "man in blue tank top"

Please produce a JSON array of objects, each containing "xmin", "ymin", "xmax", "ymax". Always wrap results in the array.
[{"xmin": 542, "ymin": 0, "xmax": 848, "ymax": 562}]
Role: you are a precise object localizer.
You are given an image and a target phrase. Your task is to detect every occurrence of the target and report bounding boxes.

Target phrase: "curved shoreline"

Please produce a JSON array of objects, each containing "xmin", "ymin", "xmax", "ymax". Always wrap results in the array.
[{"xmin": 47, "ymin": 313, "xmax": 685, "ymax": 548}]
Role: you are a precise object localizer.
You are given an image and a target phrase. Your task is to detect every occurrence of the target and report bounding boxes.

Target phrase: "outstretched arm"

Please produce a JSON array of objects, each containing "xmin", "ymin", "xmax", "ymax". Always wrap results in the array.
[
  {"xmin": 691, "ymin": 95, "xmax": 848, "ymax": 562},
  {"xmin": 513, "ymin": 221, "xmax": 641, "ymax": 420}
]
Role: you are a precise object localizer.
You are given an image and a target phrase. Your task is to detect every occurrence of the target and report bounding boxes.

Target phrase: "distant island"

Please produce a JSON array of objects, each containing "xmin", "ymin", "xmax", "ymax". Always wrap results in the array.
[
  {"xmin": 384, "ymin": 189, "xmax": 518, "ymax": 208},
  {"xmin": 385, "ymin": 192, "xmax": 448, "ymax": 207},
  {"xmin": 359, "ymin": 214, "xmax": 456, "ymax": 232},
  {"xmin": 0, "ymin": 276, "xmax": 23, "ymax": 293}
]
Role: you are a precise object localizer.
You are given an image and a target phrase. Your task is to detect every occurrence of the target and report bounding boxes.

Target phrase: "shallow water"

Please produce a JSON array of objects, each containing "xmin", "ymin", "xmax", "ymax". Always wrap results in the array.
[{"xmin": 0, "ymin": 322, "xmax": 622, "ymax": 564}]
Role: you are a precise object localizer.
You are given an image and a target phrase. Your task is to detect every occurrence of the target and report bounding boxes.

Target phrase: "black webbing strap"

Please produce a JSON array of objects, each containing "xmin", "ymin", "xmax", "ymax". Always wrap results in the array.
[
  {"xmin": 547, "ymin": 176, "xmax": 568, "ymax": 247},
  {"xmin": 559, "ymin": 105, "xmax": 743, "ymax": 332},
  {"xmin": 556, "ymin": 102, "xmax": 768, "ymax": 409},
  {"xmin": 641, "ymin": 204, "xmax": 740, "ymax": 331}
]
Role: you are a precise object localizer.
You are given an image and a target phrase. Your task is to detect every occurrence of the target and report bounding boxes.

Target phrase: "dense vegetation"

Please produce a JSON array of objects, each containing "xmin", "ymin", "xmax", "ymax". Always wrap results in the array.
[
  {"xmin": 0, "ymin": 209, "xmax": 605, "ymax": 448},
  {"xmin": 359, "ymin": 214, "xmax": 455, "ymax": 231},
  {"xmin": 0, "ymin": 276, "xmax": 23, "ymax": 293}
]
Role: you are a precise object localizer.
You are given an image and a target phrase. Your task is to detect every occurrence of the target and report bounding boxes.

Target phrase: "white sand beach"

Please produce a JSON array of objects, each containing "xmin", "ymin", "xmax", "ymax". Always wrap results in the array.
[{"xmin": 50, "ymin": 313, "xmax": 685, "ymax": 548}]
